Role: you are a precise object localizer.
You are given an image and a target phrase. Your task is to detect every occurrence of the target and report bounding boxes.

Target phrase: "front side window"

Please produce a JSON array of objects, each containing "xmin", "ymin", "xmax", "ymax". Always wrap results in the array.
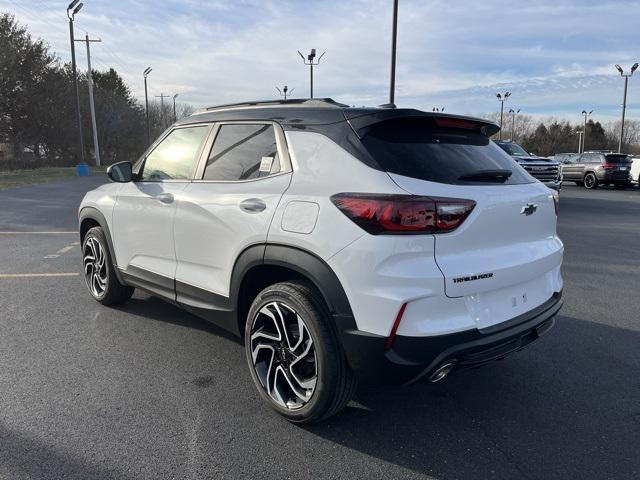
[
  {"xmin": 203, "ymin": 124, "xmax": 281, "ymax": 181},
  {"xmin": 140, "ymin": 126, "xmax": 209, "ymax": 181}
]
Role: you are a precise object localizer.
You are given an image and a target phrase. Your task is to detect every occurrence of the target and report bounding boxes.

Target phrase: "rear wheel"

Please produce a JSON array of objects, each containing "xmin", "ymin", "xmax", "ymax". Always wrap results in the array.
[
  {"xmin": 584, "ymin": 173, "xmax": 598, "ymax": 189},
  {"xmin": 82, "ymin": 226, "xmax": 134, "ymax": 305},
  {"xmin": 245, "ymin": 281, "xmax": 356, "ymax": 424}
]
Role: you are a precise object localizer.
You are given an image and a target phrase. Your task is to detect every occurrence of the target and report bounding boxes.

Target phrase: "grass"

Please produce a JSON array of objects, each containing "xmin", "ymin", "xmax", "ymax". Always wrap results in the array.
[{"xmin": 0, "ymin": 166, "xmax": 107, "ymax": 190}]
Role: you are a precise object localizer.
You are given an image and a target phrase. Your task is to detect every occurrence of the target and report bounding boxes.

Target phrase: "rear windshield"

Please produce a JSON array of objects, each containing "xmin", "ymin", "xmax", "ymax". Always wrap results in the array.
[
  {"xmin": 360, "ymin": 118, "xmax": 534, "ymax": 185},
  {"xmin": 604, "ymin": 154, "xmax": 630, "ymax": 163}
]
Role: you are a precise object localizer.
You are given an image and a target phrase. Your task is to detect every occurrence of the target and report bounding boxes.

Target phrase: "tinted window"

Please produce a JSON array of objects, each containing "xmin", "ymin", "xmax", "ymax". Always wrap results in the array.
[
  {"xmin": 203, "ymin": 124, "xmax": 281, "ymax": 181},
  {"xmin": 360, "ymin": 118, "xmax": 533, "ymax": 185},
  {"xmin": 604, "ymin": 154, "xmax": 630, "ymax": 163},
  {"xmin": 496, "ymin": 142, "xmax": 529, "ymax": 157},
  {"xmin": 141, "ymin": 126, "xmax": 209, "ymax": 181}
]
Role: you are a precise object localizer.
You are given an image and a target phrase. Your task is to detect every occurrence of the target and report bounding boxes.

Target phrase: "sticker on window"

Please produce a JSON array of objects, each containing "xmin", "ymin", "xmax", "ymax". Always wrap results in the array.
[{"xmin": 259, "ymin": 156, "xmax": 274, "ymax": 173}]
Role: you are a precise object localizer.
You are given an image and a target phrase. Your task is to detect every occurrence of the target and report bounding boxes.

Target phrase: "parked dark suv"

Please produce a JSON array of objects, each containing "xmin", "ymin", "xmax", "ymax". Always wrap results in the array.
[
  {"xmin": 494, "ymin": 140, "xmax": 562, "ymax": 191},
  {"xmin": 562, "ymin": 152, "xmax": 632, "ymax": 189}
]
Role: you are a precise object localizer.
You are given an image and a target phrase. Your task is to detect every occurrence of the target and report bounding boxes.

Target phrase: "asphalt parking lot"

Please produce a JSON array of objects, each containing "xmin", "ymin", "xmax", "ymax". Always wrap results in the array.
[{"xmin": 1, "ymin": 177, "xmax": 639, "ymax": 480}]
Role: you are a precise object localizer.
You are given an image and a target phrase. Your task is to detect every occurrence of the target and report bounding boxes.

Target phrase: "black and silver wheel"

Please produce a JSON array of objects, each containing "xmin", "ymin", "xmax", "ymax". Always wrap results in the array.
[
  {"xmin": 584, "ymin": 172, "xmax": 598, "ymax": 189},
  {"xmin": 245, "ymin": 281, "xmax": 356, "ymax": 424},
  {"xmin": 82, "ymin": 226, "xmax": 134, "ymax": 305}
]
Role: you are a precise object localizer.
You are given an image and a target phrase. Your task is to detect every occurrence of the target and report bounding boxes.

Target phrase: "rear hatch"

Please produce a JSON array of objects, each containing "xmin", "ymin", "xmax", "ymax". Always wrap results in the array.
[
  {"xmin": 351, "ymin": 113, "xmax": 563, "ymax": 327},
  {"xmin": 603, "ymin": 154, "xmax": 632, "ymax": 178}
]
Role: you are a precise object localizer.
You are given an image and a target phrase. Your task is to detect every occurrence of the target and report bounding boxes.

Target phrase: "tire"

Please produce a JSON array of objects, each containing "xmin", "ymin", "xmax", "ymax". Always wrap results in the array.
[
  {"xmin": 82, "ymin": 226, "xmax": 134, "ymax": 306},
  {"xmin": 584, "ymin": 172, "xmax": 598, "ymax": 189},
  {"xmin": 244, "ymin": 281, "xmax": 357, "ymax": 424}
]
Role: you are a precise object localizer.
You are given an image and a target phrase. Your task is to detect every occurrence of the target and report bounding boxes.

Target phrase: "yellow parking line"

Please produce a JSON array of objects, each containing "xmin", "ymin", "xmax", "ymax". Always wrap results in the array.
[
  {"xmin": 0, "ymin": 273, "xmax": 79, "ymax": 278},
  {"xmin": 0, "ymin": 231, "xmax": 77, "ymax": 235}
]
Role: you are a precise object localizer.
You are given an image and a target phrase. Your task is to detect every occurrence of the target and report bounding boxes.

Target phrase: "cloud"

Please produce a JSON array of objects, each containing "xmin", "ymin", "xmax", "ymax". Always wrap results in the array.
[{"xmin": 2, "ymin": 0, "xmax": 638, "ymax": 121}]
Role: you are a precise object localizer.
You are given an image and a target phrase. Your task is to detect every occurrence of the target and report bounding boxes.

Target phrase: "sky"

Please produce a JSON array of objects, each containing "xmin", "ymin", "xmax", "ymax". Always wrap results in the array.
[{"xmin": 2, "ymin": 0, "xmax": 639, "ymax": 123}]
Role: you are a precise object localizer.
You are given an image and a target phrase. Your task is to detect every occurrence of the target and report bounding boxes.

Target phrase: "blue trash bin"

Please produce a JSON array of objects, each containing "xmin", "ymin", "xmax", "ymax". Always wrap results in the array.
[{"xmin": 76, "ymin": 163, "xmax": 89, "ymax": 176}]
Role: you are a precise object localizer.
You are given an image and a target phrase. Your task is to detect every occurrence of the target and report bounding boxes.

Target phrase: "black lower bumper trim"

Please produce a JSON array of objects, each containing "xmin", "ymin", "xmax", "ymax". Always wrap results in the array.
[{"xmin": 339, "ymin": 291, "xmax": 563, "ymax": 385}]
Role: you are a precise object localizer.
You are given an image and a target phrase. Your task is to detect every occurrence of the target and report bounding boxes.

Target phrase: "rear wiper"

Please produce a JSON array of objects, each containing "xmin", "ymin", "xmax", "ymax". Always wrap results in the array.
[{"xmin": 458, "ymin": 169, "xmax": 513, "ymax": 183}]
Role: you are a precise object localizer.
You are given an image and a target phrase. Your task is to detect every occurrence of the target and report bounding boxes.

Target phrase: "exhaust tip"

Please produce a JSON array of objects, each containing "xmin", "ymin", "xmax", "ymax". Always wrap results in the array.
[{"xmin": 428, "ymin": 362, "xmax": 455, "ymax": 383}]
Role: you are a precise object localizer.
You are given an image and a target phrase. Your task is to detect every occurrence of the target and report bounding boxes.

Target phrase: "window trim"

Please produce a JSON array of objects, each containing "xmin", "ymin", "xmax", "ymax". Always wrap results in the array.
[
  {"xmin": 192, "ymin": 120, "xmax": 292, "ymax": 183},
  {"xmin": 133, "ymin": 123, "xmax": 214, "ymax": 182}
]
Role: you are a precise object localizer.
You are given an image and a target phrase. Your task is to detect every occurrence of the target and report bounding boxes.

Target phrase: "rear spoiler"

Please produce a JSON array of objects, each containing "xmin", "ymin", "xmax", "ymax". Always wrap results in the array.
[{"xmin": 343, "ymin": 109, "xmax": 500, "ymax": 138}]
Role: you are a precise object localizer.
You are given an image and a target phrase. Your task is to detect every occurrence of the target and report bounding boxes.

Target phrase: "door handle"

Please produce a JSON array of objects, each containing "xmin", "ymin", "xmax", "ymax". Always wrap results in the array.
[
  {"xmin": 239, "ymin": 198, "xmax": 266, "ymax": 213},
  {"xmin": 153, "ymin": 193, "xmax": 174, "ymax": 204}
]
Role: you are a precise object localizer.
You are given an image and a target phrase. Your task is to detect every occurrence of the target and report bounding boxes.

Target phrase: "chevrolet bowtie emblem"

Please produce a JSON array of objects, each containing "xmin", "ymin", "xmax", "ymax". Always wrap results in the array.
[{"xmin": 521, "ymin": 203, "xmax": 538, "ymax": 216}]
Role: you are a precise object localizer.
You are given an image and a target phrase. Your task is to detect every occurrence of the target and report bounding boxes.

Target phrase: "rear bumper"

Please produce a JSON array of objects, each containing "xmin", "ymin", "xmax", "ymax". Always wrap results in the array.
[
  {"xmin": 596, "ymin": 171, "xmax": 631, "ymax": 183},
  {"xmin": 339, "ymin": 291, "xmax": 563, "ymax": 385}
]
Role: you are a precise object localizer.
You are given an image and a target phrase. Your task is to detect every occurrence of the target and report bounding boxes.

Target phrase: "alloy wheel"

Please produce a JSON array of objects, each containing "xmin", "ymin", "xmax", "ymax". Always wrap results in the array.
[
  {"xmin": 584, "ymin": 174, "xmax": 596, "ymax": 189},
  {"xmin": 249, "ymin": 301, "xmax": 318, "ymax": 410},
  {"xmin": 83, "ymin": 236, "xmax": 108, "ymax": 298}
]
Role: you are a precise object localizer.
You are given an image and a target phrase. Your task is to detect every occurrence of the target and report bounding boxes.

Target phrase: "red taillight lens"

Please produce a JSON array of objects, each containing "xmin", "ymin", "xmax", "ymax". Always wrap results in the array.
[
  {"xmin": 331, "ymin": 193, "xmax": 476, "ymax": 235},
  {"xmin": 602, "ymin": 163, "xmax": 616, "ymax": 169}
]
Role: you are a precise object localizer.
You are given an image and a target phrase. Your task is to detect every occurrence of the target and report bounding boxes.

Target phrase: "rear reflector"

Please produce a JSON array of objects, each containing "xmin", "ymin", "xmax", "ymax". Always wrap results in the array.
[
  {"xmin": 385, "ymin": 303, "xmax": 407, "ymax": 351},
  {"xmin": 331, "ymin": 193, "xmax": 476, "ymax": 235}
]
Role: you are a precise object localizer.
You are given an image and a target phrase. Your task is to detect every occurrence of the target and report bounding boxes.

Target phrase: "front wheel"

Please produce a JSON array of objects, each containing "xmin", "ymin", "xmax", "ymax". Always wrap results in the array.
[
  {"xmin": 244, "ymin": 281, "xmax": 357, "ymax": 424},
  {"xmin": 82, "ymin": 226, "xmax": 134, "ymax": 305},
  {"xmin": 584, "ymin": 173, "xmax": 598, "ymax": 189}
]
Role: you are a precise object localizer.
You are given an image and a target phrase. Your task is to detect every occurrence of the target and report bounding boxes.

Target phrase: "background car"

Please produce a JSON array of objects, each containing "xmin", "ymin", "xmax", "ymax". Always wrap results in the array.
[
  {"xmin": 494, "ymin": 140, "xmax": 562, "ymax": 191},
  {"xmin": 562, "ymin": 151, "xmax": 632, "ymax": 189},
  {"xmin": 553, "ymin": 153, "xmax": 579, "ymax": 164},
  {"xmin": 630, "ymin": 155, "xmax": 640, "ymax": 186}
]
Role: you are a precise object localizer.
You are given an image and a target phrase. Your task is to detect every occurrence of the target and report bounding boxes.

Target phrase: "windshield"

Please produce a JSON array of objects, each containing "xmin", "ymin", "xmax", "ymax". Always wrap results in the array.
[{"xmin": 496, "ymin": 142, "xmax": 530, "ymax": 157}]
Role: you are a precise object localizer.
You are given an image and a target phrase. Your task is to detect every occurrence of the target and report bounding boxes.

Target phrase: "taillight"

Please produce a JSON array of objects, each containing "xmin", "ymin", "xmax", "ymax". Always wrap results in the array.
[
  {"xmin": 602, "ymin": 163, "xmax": 617, "ymax": 169},
  {"xmin": 331, "ymin": 193, "xmax": 476, "ymax": 235}
]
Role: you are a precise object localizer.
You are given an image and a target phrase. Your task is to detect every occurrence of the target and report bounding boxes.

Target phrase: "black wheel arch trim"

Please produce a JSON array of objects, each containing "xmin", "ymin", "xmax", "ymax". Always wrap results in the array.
[
  {"xmin": 230, "ymin": 243, "xmax": 358, "ymax": 357},
  {"xmin": 78, "ymin": 207, "xmax": 125, "ymax": 284}
]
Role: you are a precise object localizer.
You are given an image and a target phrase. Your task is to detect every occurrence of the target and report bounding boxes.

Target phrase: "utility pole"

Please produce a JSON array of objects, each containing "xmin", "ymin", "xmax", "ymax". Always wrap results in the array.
[
  {"xmin": 496, "ymin": 92, "xmax": 511, "ymax": 140},
  {"xmin": 581, "ymin": 110, "xmax": 593, "ymax": 153},
  {"xmin": 614, "ymin": 63, "xmax": 638, "ymax": 153},
  {"xmin": 389, "ymin": 0, "xmax": 399, "ymax": 106},
  {"xmin": 172, "ymin": 94, "xmax": 179, "ymax": 123},
  {"xmin": 509, "ymin": 108, "xmax": 520, "ymax": 141},
  {"xmin": 298, "ymin": 49, "xmax": 325, "ymax": 98},
  {"xmin": 67, "ymin": 0, "xmax": 85, "ymax": 164},
  {"xmin": 156, "ymin": 93, "xmax": 170, "ymax": 129},
  {"xmin": 75, "ymin": 34, "xmax": 101, "ymax": 166},
  {"xmin": 276, "ymin": 85, "xmax": 294, "ymax": 100},
  {"xmin": 143, "ymin": 67, "xmax": 152, "ymax": 145}
]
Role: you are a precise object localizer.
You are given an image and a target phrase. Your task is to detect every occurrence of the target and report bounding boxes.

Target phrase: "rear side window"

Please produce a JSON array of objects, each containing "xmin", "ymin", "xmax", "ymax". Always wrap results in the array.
[
  {"xmin": 360, "ymin": 118, "xmax": 533, "ymax": 185},
  {"xmin": 141, "ymin": 126, "xmax": 209, "ymax": 181},
  {"xmin": 203, "ymin": 124, "xmax": 281, "ymax": 181}
]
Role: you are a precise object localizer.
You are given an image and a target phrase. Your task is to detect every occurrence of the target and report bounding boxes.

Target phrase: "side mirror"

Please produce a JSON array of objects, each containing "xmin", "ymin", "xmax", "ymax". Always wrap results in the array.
[{"xmin": 107, "ymin": 161, "xmax": 133, "ymax": 182}]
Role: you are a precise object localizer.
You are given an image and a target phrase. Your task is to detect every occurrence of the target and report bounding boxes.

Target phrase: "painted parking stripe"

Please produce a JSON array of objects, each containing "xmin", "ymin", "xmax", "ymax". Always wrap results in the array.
[
  {"xmin": 56, "ymin": 245, "xmax": 77, "ymax": 254},
  {"xmin": 0, "ymin": 231, "xmax": 77, "ymax": 235},
  {"xmin": 0, "ymin": 273, "xmax": 79, "ymax": 278}
]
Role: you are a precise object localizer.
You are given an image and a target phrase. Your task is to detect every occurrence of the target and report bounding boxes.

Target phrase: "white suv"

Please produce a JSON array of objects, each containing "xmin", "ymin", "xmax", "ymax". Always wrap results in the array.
[{"xmin": 79, "ymin": 99, "xmax": 563, "ymax": 423}]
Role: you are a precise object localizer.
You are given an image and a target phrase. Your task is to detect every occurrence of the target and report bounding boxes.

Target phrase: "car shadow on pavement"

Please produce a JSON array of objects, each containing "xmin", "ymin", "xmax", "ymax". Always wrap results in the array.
[
  {"xmin": 304, "ymin": 315, "xmax": 640, "ymax": 480},
  {"xmin": 115, "ymin": 294, "xmax": 241, "ymax": 343},
  {"xmin": 0, "ymin": 423, "xmax": 134, "ymax": 480}
]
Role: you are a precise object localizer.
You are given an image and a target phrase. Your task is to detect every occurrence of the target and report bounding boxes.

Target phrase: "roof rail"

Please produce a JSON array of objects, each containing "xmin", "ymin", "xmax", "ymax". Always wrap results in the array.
[{"xmin": 203, "ymin": 98, "xmax": 350, "ymax": 112}]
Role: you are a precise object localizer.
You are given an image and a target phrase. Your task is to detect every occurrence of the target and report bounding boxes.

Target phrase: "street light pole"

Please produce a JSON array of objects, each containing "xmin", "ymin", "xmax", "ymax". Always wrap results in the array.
[
  {"xmin": 276, "ymin": 85, "xmax": 294, "ymax": 100},
  {"xmin": 172, "ymin": 94, "xmax": 179, "ymax": 123},
  {"xmin": 143, "ymin": 67, "xmax": 152, "ymax": 145},
  {"xmin": 389, "ymin": 0, "xmax": 399, "ymax": 106},
  {"xmin": 298, "ymin": 49, "xmax": 325, "ymax": 98},
  {"xmin": 581, "ymin": 110, "xmax": 593, "ymax": 153},
  {"xmin": 509, "ymin": 108, "xmax": 520, "ymax": 141},
  {"xmin": 67, "ymin": 0, "xmax": 85, "ymax": 164},
  {"xmin": 76, "ymin": 34, "xmax": 101, "ymax": 166},
  {"xmin": 155, "ymin": 93, "xmax": 169, "ymax": 129},
  {"xmin": 496, "ymin": 92, "xmax": 511, "ymax": 140},
  {"xmin": 614, "ymin": 63, "xmax": 638, "ymax": 153}
]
